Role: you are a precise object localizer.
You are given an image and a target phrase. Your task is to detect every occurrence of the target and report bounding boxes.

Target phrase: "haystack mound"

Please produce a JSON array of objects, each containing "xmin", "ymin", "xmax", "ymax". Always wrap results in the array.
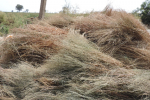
[
  {"xmin": 47, "ymin": 13, "xmax": 74, "ymax": 28},
  {"xmin": 0, "ymin": 24, "xmax": 67, "ymax": 67},
  {"xmin": 11, "ymin": 24, "xmax": 67, "ymax": 35},
  {"xmin": 75, "ymin": 7, "xmax": 150, "ymax": 68},
  {"xmin": 1, "ymin": 8, "xmax": 150, "ymax": 100},
  {"xmin": 0, "ymin": 33, "xmax": 59, "ymax": 66},
  {"xmin": 0, "ymin": 32, "xmax": 150, "ymax": 100}
]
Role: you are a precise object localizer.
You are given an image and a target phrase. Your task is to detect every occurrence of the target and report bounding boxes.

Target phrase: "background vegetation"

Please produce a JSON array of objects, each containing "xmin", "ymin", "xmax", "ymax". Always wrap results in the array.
[{"xmin": 133, "ymin": 0, "xmax": 150, "ymax": 25}]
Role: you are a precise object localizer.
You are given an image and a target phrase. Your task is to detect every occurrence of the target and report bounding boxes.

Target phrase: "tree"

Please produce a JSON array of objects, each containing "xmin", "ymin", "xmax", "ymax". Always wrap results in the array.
[
  {"xmin": 62, "ymin": 0, "xmax": 71, "ymax": 14},
  {"xmin": 60, "ymin": 0, "xmax": 79, "ymax": 14},
  {"xmin": 26, "ymin": 9, "xmax": 29, "ymax": 12},
  {"xmin": 134, "ymin": 0, "xmax": 150, "ymax": 25},
  {"xmin": 62, "ymin": 6, "xmax": 70, "ymax": 14},
  {"xmin": 16, "ymin": 4, "xmax": 23, "ymax": 12}
]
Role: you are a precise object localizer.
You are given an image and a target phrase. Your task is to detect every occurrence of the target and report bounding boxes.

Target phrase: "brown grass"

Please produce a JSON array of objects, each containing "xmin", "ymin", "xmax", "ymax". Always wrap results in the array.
[
  {"xmin": 11, "ymin": 24, "xmax": 67, "ymax": 35},
  {"xmin": 1, "ymin": 7, "xmax": 150, "ymax": 100},
  {"xmin": 43, "ymin": 32, "xmax": 123, "ymax": 74},
  {"xmin": 0, "ymin": 31, "xmax": 61, "ymax": 66},
  {"xmin": 75, "ymin": 7, "xmax": 150, "ymax": 68},
  {"xmin": 47, "ymin": 13, "xmax": 74, "ymax": 28}
]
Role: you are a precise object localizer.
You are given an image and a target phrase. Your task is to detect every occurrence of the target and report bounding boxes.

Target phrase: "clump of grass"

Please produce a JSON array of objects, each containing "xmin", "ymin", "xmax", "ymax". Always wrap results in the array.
[
  {"xmin": 44, "ymin": 31, "xmax": 122, "ymax": 75},
  {"xmin": 75, "ymin": 7, "xmax": 150, "ymax": 68},
  {"xmin": 48, "ymin": 13, "xmax": 74, "ymax": 28},
  {"xmin": 66, "ymin": 68, "xmax": 150, "ymax": 100},
  {"xmin": 1, "ymin": 62, "xmax": 149, "ymax": 100},
  {"xmin": 0, "ymin": 32, "xmax": 60, "ymax": 66},
  {"xmin": 0, "ymin": 24, "xmax": 9, "ymax": 35},
  {"xmin": 0, "ymin": 12, "xmax": 9, "ymax": 35},
  {"xmin": 75, "ymin": 11, "xmax": 115, "ymax": 34},
  {"xmin": 128, "ymin": 69, "xmax": 150, "ymax": 95},
  {"xmin": 0, "ymin": 63, "xmax": 39, "ymax": 99},
  {"xmin": 26, "ymin": 24, "xmax": 67, "ymax": 35},
  {"xmin": 0, "ymin": 11, "xmax": 6, "ymax": 23},
  {"xmin": 0, "ymin": 62, "xmax": 69, "ymax": 99}
]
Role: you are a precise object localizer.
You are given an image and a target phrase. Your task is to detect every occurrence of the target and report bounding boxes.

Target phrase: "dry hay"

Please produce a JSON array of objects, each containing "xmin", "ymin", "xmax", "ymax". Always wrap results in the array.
[
  {"xmin": 1, "ymin": 7, "xmax": 150, "ymax": 100},
  {"xmin": 11, "ymin": 24, "xmax": 67, "ymax": 35},
  {"xmin": 1, "ymin": 64, "xmax": 150, "ymax": 100},
  {"xmin": 0, "ymin": 23, "xmax": 69, "ymax": 66},
  {"xmin": 47, "ymin": 13, "xmax": 74, "ymax": 28},
  {"xmin": 65, "ymin": 68, "xmax": 150, "ymax": 100},
  {"xmin": 75, "ymin": 7, "xmax": 150, "ymax": 68},
  {"xmin": 44, "ymin": 31, "xmax": 123, "ymax": 74},
  {"xmin": 0, "ymin": 31, "xmax": 150, "ymax": 100},
  {"xmin": 0, "ymin": 32, "xmax": 61, "ymax": 67},
  {"xmin": 75, "ymin": 9, "xmax": 115, "ymax": 34},
  {"xmin": 27, "ymin": 24, "xmax": 67, "ymax": 35}
]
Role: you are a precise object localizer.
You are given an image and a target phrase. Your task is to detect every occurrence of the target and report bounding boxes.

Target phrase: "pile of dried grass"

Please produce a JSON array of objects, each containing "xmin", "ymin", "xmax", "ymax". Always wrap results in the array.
[
  {"xmin": 48, "ymin": 14, "xmax": 74, "ymax": 28},
  {"xmin": 0, "ymin": 23, "xmax": 69, "ymax": 66},
  {"xmin": 65, "ymin": 68, "xmax": 150, "ymax": 100},
  {"xmin": 40, "ymin": 31, "xmax": 150, "ymax": 99},
  {"xmin": 0, "ymin": 32, "xmax": 60, "ymax": 66},
  {"xmin": 75, "ymin": 7, "xmax": 150, "ymax": 68},
  {"xmin": 44, "ymin": 31, "xmax": 122, "ymax": 74},
  {"xmin": 11, "ymin": 24, "xmax": 67, "ymax": 35},
  {"xmin": 75, "ymin": 8, "xmax": 115, "ymax": 34},
  {"xmin": 1, "ymin": 63, "xmax": 150, "ymax": 100},
  {"xmin": 1, "ymin": 7, "xmax": 150, "ymax": 100},
  {"xmin": 0, "ymin": 30, "xmax": 150, "ymax": 100}
]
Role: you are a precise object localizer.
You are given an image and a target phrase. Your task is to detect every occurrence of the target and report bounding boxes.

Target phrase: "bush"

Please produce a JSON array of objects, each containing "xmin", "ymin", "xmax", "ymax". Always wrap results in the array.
[
  {"xmin": 0, "ymin": 24, "xmax": 9, "ymax": 35},
  {"xmin": 133, "ymin": 0, "xmax": 150, "ymax": 25},
  {"xmin": 0, "ymin": 11, "xmax": 6, "ymax": 23}
]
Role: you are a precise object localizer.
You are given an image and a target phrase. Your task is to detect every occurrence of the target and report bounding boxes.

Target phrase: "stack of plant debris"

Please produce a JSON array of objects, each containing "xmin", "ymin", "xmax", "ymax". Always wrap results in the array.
[
  {"xmin": 75, "ymin": 7, "xmax": 150, "ymax": 68},
  {"xmin": 0, "ymin": 32, "xmax": 150, "ymax": 100},
  {"xmin": 47, "ymin": 13, "xmax": 74, "ymax": 28},
  {"xmin": 0, "ymin": 31, "xmax": 62, "ymax": 67},
  {"xmin": 11, "ymin": 24, "xmax": 67, "ymax": 35},
  {"xmin": 0, "ymin": 7, "xmax": 150, "ymax": 100}
]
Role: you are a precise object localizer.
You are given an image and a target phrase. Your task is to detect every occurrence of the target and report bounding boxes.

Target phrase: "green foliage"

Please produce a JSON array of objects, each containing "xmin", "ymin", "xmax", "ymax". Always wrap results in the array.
[
  {"xmin": 134, "ymin": 0, "xmax": 150, "ymax": 25},
  {"xmin": 16, "ymin": 4, "xmax": 24, "ymax": 12},
  {"xmin": 26, "ymin": 9, "xmax": 29, "ymax": 12},
  {"xmin": 0, "ymin": 24, "xmax": 9, "ymax": 35},
  {"xmin": 0, "ymin": 12, "xmax": 9, "ymax": 35},
  {"xmin": 0, "ymin": 12, "xmax": 40, "ymax": 35},
  {"xmin": 26, "ymin": 13, "xmax": 38, "ymax": 18},
  {"xmin": 0, "ymin": 11, "xmax": 6, "ymax": 23}
]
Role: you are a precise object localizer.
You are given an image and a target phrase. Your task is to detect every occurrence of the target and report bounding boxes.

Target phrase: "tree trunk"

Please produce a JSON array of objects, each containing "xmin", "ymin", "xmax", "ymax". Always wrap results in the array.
[{"xmin": 38, "ymin": 0, "xmax": 47, "ymax": 20}]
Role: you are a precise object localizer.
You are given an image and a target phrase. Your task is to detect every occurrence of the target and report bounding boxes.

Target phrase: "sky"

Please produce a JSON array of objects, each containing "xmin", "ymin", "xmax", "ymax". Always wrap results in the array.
[{"xmin": 0, "ymin": 0, "xmax": 146, "ymax": 13}]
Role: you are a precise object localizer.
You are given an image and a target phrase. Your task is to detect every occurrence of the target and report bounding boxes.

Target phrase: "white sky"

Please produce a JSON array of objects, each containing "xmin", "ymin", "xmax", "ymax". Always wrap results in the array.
[{"xmin": 0, "ymin": 0, "xmax": 146, "ymax": 13}]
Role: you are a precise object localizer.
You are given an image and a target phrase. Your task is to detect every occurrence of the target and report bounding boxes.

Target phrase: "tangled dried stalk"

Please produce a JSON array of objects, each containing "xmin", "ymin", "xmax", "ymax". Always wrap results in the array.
[
  {"xmin": 75, "ymin": 7, "xmax": 150, "ymax": 68},
  {"xmin": 0, "ymin": 33, "xmax": 60, "ymax": 66}
]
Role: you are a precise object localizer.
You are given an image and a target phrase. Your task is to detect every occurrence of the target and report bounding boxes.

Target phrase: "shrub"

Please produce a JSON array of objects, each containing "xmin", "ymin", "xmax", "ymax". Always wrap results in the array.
[
  {"xmin": 0, "ymin": 24, "xmax": 9, "ymax": 35},
  {"xmin": 0, "ymin": 11, "xmax": 6, "ymax": 23},
  {"xmin": 133, "ymin": 0, "xmax": 150, "ymax": 25}
]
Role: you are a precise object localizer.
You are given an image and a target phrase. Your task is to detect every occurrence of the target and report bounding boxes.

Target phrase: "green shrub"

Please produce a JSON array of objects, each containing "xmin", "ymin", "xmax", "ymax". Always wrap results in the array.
[
  {"xmin": 133, "ymin": 0, "xmax": 150, "ymax": 25},
  {"xmin": 0, "ymin": 11, "xmax": 6, "ymax": 23},
  {"xmin": 0, "ymin": 24, "xmax": 9, "ymax": 35},
  {"xmin": 26, "ymin": 13, "xmax": 38, "ymax": 18}
]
